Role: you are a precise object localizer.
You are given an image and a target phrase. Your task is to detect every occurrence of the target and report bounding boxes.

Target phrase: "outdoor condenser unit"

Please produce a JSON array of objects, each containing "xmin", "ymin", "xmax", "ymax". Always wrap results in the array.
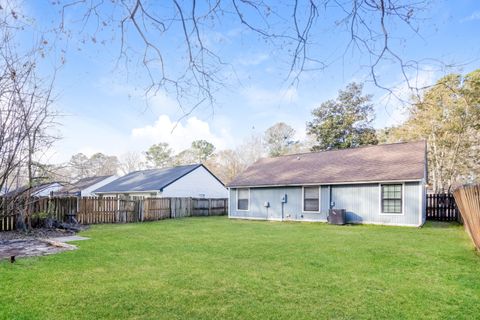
[{"xmin": 328, "ymin": 209, "xmax": 346, "ymax": 225}]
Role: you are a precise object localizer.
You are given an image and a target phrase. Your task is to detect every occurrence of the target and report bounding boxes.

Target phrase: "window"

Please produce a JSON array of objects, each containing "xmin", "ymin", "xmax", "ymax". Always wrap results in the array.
[
  {"xmin": 381, "ymin": 184, "xmax": 403, "ymax": 214},
  {"xmin": 237, "ymin": 188, "xmax": 249, "ymax": 211},
  {"xmin": 303, "ymin": 187, "xmax": 319, "ymax": 212}
]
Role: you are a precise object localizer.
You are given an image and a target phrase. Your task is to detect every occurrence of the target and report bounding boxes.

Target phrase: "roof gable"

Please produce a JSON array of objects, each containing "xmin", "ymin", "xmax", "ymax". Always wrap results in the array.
[
  {"xmin": 228, "ymin": 141, "xmax": 427, "ymax": 187},
  {"xmin": 94, "ymin": 164, "xmax": 202, "ymax": 193}
]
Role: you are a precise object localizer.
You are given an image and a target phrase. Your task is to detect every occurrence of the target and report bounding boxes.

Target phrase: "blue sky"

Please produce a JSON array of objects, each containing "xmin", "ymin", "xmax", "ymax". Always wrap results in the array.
[{"xmin": 16, "ymin": 1, "xmax": 480, "ymax": 163}]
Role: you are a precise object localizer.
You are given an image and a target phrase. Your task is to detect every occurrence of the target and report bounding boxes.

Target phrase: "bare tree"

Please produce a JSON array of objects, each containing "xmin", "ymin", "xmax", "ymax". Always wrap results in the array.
[
  {"xmin": 0, "ymin": 14, "xmax": 57, "ymax": 195},
  {"xmin": 119, "ymin": 151, "xmax": 146, "ymax": 174},
  {"xmin": 264, "ymin": 122, "xmax": 298, "ymax": 157},
  {"xmin": 0, "ymin": 6, "xmax": 59, "ymax": 230},
  {"xmin": 52, "ymin": 0, "xmax": 438, "ymax": 112},
  {"xmin": 206, "ymin": 149, "xmax": 246, "ymax": 184}
]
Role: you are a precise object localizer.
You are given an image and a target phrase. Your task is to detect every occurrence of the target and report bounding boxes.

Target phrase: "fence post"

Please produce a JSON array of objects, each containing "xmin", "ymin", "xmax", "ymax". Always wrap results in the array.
[{"xmin": 189, "ymin": 197, "xmax": 193, "ymax": 217}]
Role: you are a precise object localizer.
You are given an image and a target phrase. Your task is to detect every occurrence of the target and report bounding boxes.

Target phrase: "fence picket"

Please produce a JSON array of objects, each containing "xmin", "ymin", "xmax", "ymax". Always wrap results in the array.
[
  {"xmin": 0, "ymin": 196, "xmax": 227, "ymax": 231},
  {"xmin": 426, "ymin": 193, "xmax": 459, "ymax": 222}
]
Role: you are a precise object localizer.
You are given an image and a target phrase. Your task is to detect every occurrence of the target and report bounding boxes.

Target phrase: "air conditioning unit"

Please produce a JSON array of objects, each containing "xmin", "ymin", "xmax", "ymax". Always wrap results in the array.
[{"xmin": 328, "ymin": 209, "xmax": 346, "ymax": 225}]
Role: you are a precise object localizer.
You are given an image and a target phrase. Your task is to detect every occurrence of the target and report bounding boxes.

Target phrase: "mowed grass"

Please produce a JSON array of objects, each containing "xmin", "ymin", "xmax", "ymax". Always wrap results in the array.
[{"xmin": 1, "ymin": 217, "xmax": 480, "ymax": 319}]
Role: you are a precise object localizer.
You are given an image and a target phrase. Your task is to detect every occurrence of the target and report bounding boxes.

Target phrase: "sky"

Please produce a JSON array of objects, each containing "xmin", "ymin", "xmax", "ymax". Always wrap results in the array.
[{"xmin": 10, "ymin": 0, "xmax": 480, "ymax": 164}]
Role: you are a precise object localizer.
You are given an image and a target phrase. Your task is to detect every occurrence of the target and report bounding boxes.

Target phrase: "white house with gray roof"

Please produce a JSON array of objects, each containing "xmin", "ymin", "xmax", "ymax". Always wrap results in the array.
[{"xmin": 94, "ymin": 164, "xmax": 227, "ymax": 199}]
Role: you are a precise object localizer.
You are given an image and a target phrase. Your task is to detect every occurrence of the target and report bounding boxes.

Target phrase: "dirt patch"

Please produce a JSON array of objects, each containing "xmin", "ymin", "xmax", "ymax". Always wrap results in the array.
[
  {"xmin": 0, "ymin": 226, "xmax": 89, "ymax": 262},
  {"xmin": 0, "ymin": 238, "xmax": 77, "ymax": 261}
]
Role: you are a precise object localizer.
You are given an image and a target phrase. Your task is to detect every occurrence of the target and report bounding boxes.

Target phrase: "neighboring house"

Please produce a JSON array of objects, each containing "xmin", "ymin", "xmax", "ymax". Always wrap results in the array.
[
  {"xmin": 3, "ymin": 182, "xmax": 65, "ymax": 198},
  {"xmin": 57, "ymin": 175, "xmax": 118, "ymax": 197},
  {"xmin": 228, "ymin": 141, "xmax": 427, "ymax": 227},
  {"xmin": 94, "ymin": 164, "xmax": 227, "ymax": 198}
]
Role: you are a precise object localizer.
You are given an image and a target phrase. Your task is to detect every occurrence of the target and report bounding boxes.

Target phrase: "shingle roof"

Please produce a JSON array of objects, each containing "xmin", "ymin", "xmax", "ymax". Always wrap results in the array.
[
  {"xmin": 228, "ymin": 141, "xmax": 427, "ymax": 187},
  {"xmin": 58, "ymin": 175, "xmax": 114, "ymax": 195},
  {"xmin": 94, "ymin": 164, "xmax": 202, "ymax": 193}
]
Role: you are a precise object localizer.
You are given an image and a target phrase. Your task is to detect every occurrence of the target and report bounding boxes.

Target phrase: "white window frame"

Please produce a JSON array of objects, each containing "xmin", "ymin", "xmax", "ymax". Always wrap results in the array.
[
  {"xmin": 236, "ymin": 188, "xmax": 250, "ymax": 211},
  {"xmin": 379, "ymin": 183, "xmax": 405, "ymax": 215},
  {"xmin": 302, "ymin": 186, "xmax": 321, "ymax": 213}
]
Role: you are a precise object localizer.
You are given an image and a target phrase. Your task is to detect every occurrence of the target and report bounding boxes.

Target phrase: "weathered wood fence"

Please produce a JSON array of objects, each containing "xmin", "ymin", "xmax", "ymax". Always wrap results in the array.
[
  {"xmin": 0, "ymin": 196, "xmax": 228, "ymax": 231},
  {"xmin": 426, "ymin": 193, "xmax": 460, "ymax": 222},
  {"xmin": 453, "ymin": 185, "xmax": 480, "ymax": 250},
  {"xmin": 1, "ymin": 197, "xmax": 78, "ymax": 231}
]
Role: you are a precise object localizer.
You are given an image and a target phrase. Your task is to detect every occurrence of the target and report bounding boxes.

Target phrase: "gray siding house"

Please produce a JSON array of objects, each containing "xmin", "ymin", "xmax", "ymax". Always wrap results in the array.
[{"xmin": 228, "ymin": 141, "xmax": 427, "ymax": 227}]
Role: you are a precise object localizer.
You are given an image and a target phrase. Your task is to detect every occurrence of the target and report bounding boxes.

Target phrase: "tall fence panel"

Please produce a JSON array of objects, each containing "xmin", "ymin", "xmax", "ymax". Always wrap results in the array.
[
  {"xmin": 453, "ymin": 185, "xmax": 480, "ymax": 250},
  {"xmin": 0, "ymin": 198, "xmax": 16, "ymax": 231},
  {"xmin": 0, "ymin": 197, "xmax": 78, "ymax": 231},
  {"xmin": 426, "ymin": 193, "xmax": 459, "ymax": 221},
  {"xmin": 208, "ymin": 198, "xmax": 228, "ymax": 216},
  {"xmin": 1, "ymin": 196, "xmax": 228, "ymax": 231},
  {"xmin": 171, "ymin": 197, "xmax": 192, "ymax": 218},
  {"xmin": 144, "ymin": 198, "xmax": 170, "ymax": 221},
  {"xmin": 77, "ymin": 197, "xmax": 118, "ymax": 224}
]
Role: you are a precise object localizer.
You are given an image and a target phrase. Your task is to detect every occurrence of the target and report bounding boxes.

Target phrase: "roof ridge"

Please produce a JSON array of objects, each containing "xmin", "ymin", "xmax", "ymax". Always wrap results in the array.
[{"xmin": 260, "ymin": 140, "xmax": 426, "ymax": 160}]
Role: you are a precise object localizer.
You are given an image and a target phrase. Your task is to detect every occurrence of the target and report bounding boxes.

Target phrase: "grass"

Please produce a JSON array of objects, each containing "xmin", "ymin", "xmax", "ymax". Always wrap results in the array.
[{"xmin": 1, "ymin": 217, "xmax": 480, "ymax": 319}]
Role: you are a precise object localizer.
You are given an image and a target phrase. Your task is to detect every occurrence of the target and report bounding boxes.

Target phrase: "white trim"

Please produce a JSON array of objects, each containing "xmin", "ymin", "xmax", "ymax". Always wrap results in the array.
[
  {"xmin": 418, "ymin": 182, "xmax": 423, "ymax": 226},
  {"xmin": 379, "ymin": 183, "xmax": 405, "ymax": 216},
  {"xmin": 229, "ymin": 179, "xmax": 422, "ymax": 189},
  {"xmin": 229, "ymin": 216, "xmax": 280, "ymax": 221},
  {"xmin": 236, "ymin": 188, "xmax": 250, "ymax": 211},
  {"xmin": 301, "ymin": 186, "xmax": 321, "ymax": 213}
]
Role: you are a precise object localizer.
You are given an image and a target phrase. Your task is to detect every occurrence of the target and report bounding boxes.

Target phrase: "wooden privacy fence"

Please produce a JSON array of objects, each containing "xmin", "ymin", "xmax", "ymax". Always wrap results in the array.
[
  {"xmin": 0, "ymin": 198, "xmax": 16, "ymax": 231},
  {"xmin": 453, "ymin": 185, "xmax": 480, "ymax": 250},
  {"xmin": 1, "ymin": 196, "xmax": 228, "ymax": 231},
  {"xmin": 426, "ymin": 193, "xmax": 460, "ymax": 222},
  {"xmin": 0, "ymin": 197, "xmax": 78, "ymax": 231},
  {"xmin": 81, "ymin": 197, "xmax": 227, "ymax": 224},
  {"xmin": 77, "ymin": 197, "xmax": 139, "ymax": 224}
]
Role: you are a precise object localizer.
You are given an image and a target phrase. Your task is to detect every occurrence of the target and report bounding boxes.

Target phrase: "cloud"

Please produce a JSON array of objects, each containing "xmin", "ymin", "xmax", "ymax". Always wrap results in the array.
[
  {"xmin": 461, "ymin": 11, "xmax": 480, "ymax": 22},
  {"xmin": 374, "ymin": 67, "xmax": 438, "ymax": 128},
  {"xmin": 236, "ymin": 53, "xmax": 269, "ymax": 66},
  {"xmin": 47, "ymin": 114, "xmax": 131, "ymax": 163},
  {"xmin": 242, "ymin": 86, "xmax": 298, "ymax": 107},
  {"xmin": 49, "ymin": 112, "xmax": 234, "ymax": 164},
  {"xmin": 131, "ymin": 115, "xmax": 232, "ymax": 153}
]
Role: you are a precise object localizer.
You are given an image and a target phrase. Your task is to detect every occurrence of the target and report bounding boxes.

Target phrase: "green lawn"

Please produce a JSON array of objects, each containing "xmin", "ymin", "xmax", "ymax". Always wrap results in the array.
[{"xmin": 1, "ymin": 217, "xmax": 480, "ymax": 319}]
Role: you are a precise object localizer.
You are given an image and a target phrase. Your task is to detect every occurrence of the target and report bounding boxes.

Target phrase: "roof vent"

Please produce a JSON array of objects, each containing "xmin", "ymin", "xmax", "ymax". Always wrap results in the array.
[{"xmin": 296, "ymin": 156, "xmax": 301, "ymax": 160}]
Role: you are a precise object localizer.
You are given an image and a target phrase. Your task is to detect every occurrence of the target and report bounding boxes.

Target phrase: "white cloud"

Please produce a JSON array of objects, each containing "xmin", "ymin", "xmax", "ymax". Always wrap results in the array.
[
  {"xmin": 375, "ymin": 68, "xmax": 438, "ymax": 128},
  {"xmin": 242, "ymin": 86, "xmax": 298, "ymax": 107},
  {"xmin": 48, "ymin": 113, "xmax": 234, "ymax": 164},
  {"xmin": 236, "ymin": 53, "xmax": 269, "ymax": 66},
  {"xmin": 47, "ymin": 114, "xmax": 131, "ymax": 163},
  {"xmin": 131, "ymin": 115, "xmax": 232, "ymax": 153},
  {"xmin": 461, "ymin": 11, "xmax": 480, "ymax": 22}
]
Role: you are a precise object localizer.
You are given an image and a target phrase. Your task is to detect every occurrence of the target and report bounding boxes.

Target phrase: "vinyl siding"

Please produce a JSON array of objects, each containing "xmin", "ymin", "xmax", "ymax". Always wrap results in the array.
[
  {"xmin": 161, "ymin": 166, "xmax": 227, "ymax": 198},
  {"xmin": 229, "ymin": 181, "xmax": 424, "ymax": 226}
]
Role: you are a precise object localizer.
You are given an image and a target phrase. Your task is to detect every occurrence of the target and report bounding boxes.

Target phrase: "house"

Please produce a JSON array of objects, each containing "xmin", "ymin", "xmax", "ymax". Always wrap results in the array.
[
  {"xmin": 3, "ymin": 182, "xmax": 65, "ymax": 198},
  {"xmin": 94, "ymin": 164, "xmax": 227, "ymax": 199},
  {"xmin": 57, "ymin": 175, "xmax": 118, "ymax": 197},
  {"xmin": 228, "ymin": 141, "xmax": 427, "ymax": 227}
]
